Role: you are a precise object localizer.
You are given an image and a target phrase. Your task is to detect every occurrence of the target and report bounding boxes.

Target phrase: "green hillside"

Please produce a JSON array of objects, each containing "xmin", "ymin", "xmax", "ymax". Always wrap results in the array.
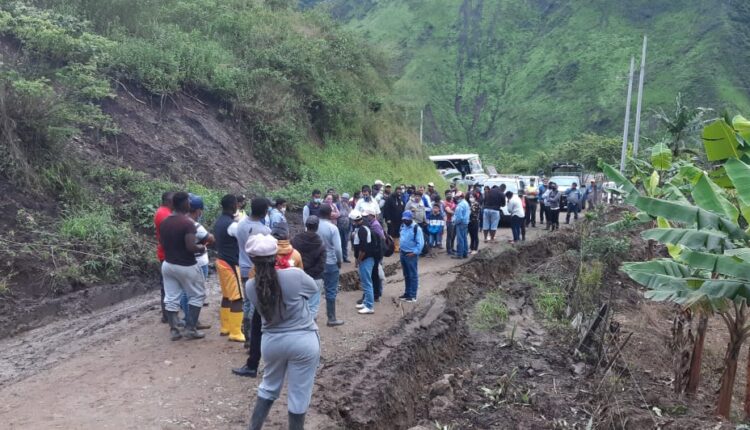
[{"xmin": 328, "ymin": 0, "xmax": 750, "ymax": 156}]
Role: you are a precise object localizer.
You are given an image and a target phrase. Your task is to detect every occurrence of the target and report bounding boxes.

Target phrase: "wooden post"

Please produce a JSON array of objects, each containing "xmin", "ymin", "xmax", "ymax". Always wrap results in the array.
[
  {"xmin": 619, "ymin": 56, "xmax": 635, "ymax": 173},
  {"xmin": 632, "ymin": 35, "xmax": 647, "ymax": 156}
]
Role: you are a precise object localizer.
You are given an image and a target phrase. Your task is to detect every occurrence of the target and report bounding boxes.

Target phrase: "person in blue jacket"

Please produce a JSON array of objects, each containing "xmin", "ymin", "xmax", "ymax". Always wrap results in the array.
[
  {"xmin": 452, "ymin": 191, "xmax": 471, "ymax": 259},
  {"xmin": 398, "ymin": 211, "xmax": 424, "ymax": 302}
]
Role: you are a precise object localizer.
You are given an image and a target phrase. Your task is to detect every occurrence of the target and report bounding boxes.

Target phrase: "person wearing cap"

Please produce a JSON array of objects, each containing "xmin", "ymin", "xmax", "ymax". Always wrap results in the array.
[
  {"xmin": 525, "ymin": 178, "xmax": 539, "ymax": 228},
  {"xmin": 336, "ymin": 193, "xmax": 352, "ymax": 263},
  {"xmin": 318, "ymin": 205, "xmax": 345, "ymax": 323},
  {"xmin": 350, "ymin": 209, "xmax": 381, "ymax": 314},
  {"xmin": 158, "ymin": 192, "xmax": 208, "ymax": 341},
  {"xmin": 236, "ymin": 194, "xmax": 248, "ymax": 220},
  {"xmin": 269, "ymin": 198, "xmax": 287, "ymax": 230},
  {"xmin": 383, "ymin": 185, "xmax": 405, "ymax": 253},
  {"xmin": 427, "ymin": 182, "xmax": 437, "ymax": 200},
  {"xmin": 538, "ymin": 178, "xmax": 548, "ymax": 225},
  {"xmin": 244, "ymin": 234, "xmax": 320, "ymax": 430},
  {"xmin": 154, "ymin": 191, "xmax": 174, "ymax": 323},
  {"xmin": 182, "ymin": 194, "xmax": 213, "ymax": 327},
  {"xmin": 399, "ymin": 210, "xmax": 424, "ymax": 302},
  {"xmin": 564, "ymin": 182, "xmax": 583, "ymax": 224},
  {"xmin": 214, "ymin": 194, "xmax": 245, "ymax": 342},
  {"xmin": 363, "ymin": 207, "xmax": 386, "ymax": 303},
  {"xmin": 302, "ymin": 189, "xmax": 323, "ymax": 225},
  {"xmin": 231, "ymin": 198, "xmax": 271, "ymax": 377},
  {"xmin": 452, "ymin": 191, "xmax": 470, "ymax": 259},
  {"xmin": 378, "ymin": 183, "xmax": 392, "ymax": 210},
  {"xmin": 584, "ymin": 180, "xmax": 599, "ymax": 210}
]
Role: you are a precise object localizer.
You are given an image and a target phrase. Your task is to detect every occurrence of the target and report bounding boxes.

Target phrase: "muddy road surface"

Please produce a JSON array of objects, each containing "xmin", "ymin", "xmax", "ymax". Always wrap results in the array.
[{"xmin": 0, "ymin": 227, "xmax": 544, "ymax": 429}]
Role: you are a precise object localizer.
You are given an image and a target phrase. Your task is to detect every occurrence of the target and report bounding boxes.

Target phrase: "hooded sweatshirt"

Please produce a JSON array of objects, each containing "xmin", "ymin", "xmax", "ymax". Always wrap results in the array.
[
  {"xmin": 291, "ymin": 232, "xmax": 326, "ymax": 280},
  {"xmin": 275, "ymin": 240, "xmax": 304, "ymax": 270}
]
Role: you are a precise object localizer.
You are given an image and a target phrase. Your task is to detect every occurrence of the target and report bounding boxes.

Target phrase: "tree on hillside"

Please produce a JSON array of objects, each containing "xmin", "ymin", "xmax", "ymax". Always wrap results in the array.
[{"xmin": 652, "ymin": 94, "xmax": 711, "ymax": 158}]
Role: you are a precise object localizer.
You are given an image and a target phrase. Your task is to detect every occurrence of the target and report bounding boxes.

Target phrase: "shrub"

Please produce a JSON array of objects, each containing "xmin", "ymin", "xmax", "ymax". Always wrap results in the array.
[{"xmin": 471, "ymin": 290, "xmax": 509, "ymax": 330}]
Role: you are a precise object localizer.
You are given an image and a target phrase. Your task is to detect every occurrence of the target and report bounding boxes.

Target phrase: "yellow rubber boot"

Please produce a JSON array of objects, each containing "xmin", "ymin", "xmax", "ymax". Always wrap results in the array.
[
  {"xmin": 227, "ymin": 311, "xmax": 246, "ymax": 342},
  {"xmin": 219, "ymin": 306, "xmax": 230, "ymax": 336}
]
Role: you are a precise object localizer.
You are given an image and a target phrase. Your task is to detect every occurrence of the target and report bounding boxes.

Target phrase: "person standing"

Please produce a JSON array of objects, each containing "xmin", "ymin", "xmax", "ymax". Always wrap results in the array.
[
  {"xmin": 565, "ymin": 182, "xmax": 583, "ymax": 224},
  {"xmin": 214, "ymin": 194, "xmax": 245, "ymax": 342},
  {"xmin": 405, "ymin": 190, "xmax": 429, "ymax": 256},
  {"xmin": 584, "ymin": 180, "xmax": 600, "ymax": 210},
  {"xmin": 186, "ymin": 194, "xmax": 213, "ymax": 328},
  {"xmin": 398, "ymin": 211, "xmax": 424, "ymax": 302},
  {"xmin": 468, "ymin": 193, "xmax": 481, "ymax": 254},
  {"xmin": 355, "ymin": 185, "xmax": 380, "ymax": 216},
  {"xmin": 350, "ymin": 209, "xmax": 380, "ymax": 314},
  {"xmin": 302, "ymin": 190, "xmax": 322, "ymax": 225},
  {"xmin": 269, "ymin": 198, "xmax": 287, "ymax": 230},
  {"xmin": 482, "ymin": 186, "xmax": 504, "ymax": 242},
  {"xmin": 383, "ymin": 186, "xmax": 405, "ymax": 253},
  {"xmin": 317, "ymin": 205, "xmax": 344, "ymax": 325},
  {"xmin": 505, "ymin": 191, "xmax": 525, "ymax": 243},
  {"xmin": 154, "ymin": 192, "xmax": 174, "ymax": 323},
  {"xmin": 336, "ymin": 193, "xmax": 352, "ymax": 263},
  {"xmin": 272, "ymin": 223, "xmax": 303, "ymax": 271},
  {"xmin": 232, "ymin": 198, "xmax": 271, "ymax": 378},
  {"xmin": 538, "ymin": 179, "xmax": 548, "ymax": 225},
  {"xmin": 452, "ymin": 191, "xmax": 470, "ymax": 259},
  {"xmin": 324, "ymin": 194, "xmax": 340, "ymax": 221},
  {"xmin": 158, "ymin": 192, "xmax": 207, "ymax": 341},
  {"xmin": 525, "ymin": 178, "xmax": 538, "ymax": 227},
  {"xmin": 244, "ymin": 235, "xmax": 320, "ymax": 430},
  {"xmin": 426, "ymin": 204, "xmax": 445, "ymax": 250},
  {"xmin": 363, "ymin": 208, "xmax": 386, "ymax": 302},
  {"xmin": 545, "ymin": 182, "xmax": 562, "ymax": 231},
  {"xmin": 443, "ymin": 191, "xmax": 456, "ymax": 254}
]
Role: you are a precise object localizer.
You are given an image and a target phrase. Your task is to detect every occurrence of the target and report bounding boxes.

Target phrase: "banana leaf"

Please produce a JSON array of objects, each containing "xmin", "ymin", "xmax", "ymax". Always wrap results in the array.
[
  {"xmin": 601, "ymin": 162, "xmax": 639, "ymax": 205},
  {"xmin": 605, "ymin": 211, "xmax": 652, "ymax": 231},
  {"xmin": 726, "ymin": 248, "xmax": 750, "ymax": 263},
  {"xmin": 651, "ymin": 143, "xmax": 672, "ymax": 171},
  {"xmin": 703, "ymin": 119, "xmax": 741, "ymax": 161},
  {"xmin": 642, "ymin": 228, "xmax": 734, "ymax": 253},
  {"xmin": 725, "ymin": 157, "xmax": 750, "ymax": 223},
  {"xmin": 692, "ymin": 174, "xmax": 739, "ymax": 222},
  {"xmin": 659, "ymin": 183, "xmax": 688, "ymax": 203},
  {"xmin": 733, "ymin": 115, "xmax": 750, "ymax": 143},
  {"xmin": 647, "ymin": 171, "xmax": 660, "ymax": 196},
  {"xmin": 690, "ymin": 279, "xmax": 750, "ymax": 302},
  {"xmin": 657, "ymin": 217, "xmax": 682, "ymax": 258},
  {"xmin": 676, "ymin": 164, "xmax": 704, "ymax": 185},
  {"xmin": 679, "ymin": 249, "xmax": 750, "ymax": 280},
  {"xmin": 635, "ymin": 196, "xmax": 746, "ymax": 240}
]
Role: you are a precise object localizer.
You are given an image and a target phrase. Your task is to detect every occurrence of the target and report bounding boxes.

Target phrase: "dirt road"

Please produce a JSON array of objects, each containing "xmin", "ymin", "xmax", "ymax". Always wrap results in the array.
[{"xmin": 0, "ymin": 228, "xmax": 544, "ymax": 429}]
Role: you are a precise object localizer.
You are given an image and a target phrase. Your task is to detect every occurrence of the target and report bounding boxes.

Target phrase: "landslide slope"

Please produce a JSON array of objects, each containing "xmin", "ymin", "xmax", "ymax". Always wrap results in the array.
[{"xmin": 326, "ymin": 0, "xmax": 750, "ymax": 153}]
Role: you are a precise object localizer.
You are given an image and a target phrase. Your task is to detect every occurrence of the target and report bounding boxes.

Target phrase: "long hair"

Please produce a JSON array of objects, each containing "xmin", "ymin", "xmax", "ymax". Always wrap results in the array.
[{"xmin": 252, "ymin": 256, "xmax": 285, "ymax": 322}]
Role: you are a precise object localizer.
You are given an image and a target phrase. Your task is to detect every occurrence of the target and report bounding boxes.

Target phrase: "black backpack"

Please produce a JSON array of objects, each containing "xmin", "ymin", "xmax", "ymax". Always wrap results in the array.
[{"xmin": 383, "ymin": 234, "xmax": 395, "ymax": 257}]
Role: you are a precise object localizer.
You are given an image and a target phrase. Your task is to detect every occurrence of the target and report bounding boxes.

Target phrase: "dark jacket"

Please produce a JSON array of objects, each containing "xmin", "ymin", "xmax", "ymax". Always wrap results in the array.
[
  {"xmin": 483, "ymin": 188, "xmax": 506, "ymax": 210},
  {"xmin": 213, "ymin": 212, "xmax": 239, "ymax": 266},
  {"xmin": 291, "ymin": 232, "xmax": 326, "ymax": 279},
  {"xmin": 383, "ymin": 193, "xmax": 405, "ymax": 237}
]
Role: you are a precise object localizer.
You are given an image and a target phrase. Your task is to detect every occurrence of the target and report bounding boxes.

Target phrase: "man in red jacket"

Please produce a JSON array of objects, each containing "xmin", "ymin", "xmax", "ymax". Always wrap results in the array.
[{"xmin": 154, "ymin": 191, "xmax": 174, "ymax": 323}]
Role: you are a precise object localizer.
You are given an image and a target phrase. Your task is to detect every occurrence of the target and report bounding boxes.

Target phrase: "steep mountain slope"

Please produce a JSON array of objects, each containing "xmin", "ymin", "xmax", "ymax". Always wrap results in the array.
[{"xmin": 329, "ymin": 0, "xmax": 750, "ymax": 153}]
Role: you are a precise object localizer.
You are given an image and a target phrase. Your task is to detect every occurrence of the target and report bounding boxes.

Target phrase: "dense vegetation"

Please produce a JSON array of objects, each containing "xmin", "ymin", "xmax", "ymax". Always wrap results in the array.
[
  {"xmin": 0, "ymin": 0, "xmax": 440, "ymax": 293},
  {"xmin": 327, "ymin": 0, "xmax": 750, "ymax": 160}
]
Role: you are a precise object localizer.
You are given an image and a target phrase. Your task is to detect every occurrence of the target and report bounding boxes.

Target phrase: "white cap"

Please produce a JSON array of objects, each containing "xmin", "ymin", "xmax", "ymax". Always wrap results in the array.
[
  {"xmin": 349, "ymin": 209, "xmax": 363, "ymax": 221},
  {"xmin": 362, "ymin": 207, "xmax": 378, "ymax": 216},
  {"xmin": 428, "ymin": 182, "xmax": 435, "ymax": 187},
  {"xmin": 245, "ymin": 234, "xmax": 278, "ymax": 257},
  {"xmin": 374, "ymin": 180, "xmax": 384, "ymax": 186}
]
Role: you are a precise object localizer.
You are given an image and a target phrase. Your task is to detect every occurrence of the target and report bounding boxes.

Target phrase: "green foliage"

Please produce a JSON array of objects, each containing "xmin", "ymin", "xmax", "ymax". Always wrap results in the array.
[
  {"xmin": 582, "ymin": 235, "xmax": 630, "ymax": 267},
  {"xmin": 524, "ymin": 275, "xmax": 567, "ymax": 321},
  {"xmin": 471, "ymin": 290, "xmax": 508, "ymax": 331}
]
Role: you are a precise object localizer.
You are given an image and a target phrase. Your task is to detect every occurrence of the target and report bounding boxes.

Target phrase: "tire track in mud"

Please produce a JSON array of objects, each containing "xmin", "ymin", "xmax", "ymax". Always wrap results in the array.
[{"xmin": 313, "ymin": 233, "xmax": 578, "ymax": 429}]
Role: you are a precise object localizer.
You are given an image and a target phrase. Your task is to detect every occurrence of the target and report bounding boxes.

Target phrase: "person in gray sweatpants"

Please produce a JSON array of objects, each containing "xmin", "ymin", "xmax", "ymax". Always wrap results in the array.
[
  {"xmin": 244, "ymin": 234, "xmax": 320, "ymax": 430},
  {"xmin": 159, "ymin": 191, "xmax": 207, "ymax": 341}
]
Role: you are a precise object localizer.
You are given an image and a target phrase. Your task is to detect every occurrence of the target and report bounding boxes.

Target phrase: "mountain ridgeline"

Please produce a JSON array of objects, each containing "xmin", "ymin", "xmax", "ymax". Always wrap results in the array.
[{"xmin": 321, "ymin": 0, "xmax": 750, "ymax": 155}]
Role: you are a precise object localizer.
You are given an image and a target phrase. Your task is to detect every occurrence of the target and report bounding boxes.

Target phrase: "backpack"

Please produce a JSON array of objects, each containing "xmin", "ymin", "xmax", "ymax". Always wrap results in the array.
[{"xmin": 382, "ymin": 234, "xmax": 395, "ymax": 257}]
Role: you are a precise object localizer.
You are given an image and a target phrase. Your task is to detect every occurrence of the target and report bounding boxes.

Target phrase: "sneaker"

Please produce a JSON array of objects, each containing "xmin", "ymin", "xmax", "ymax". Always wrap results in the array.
[
  {"xmin": 399, "ymin": 296, "xmax": 411, "ymax": 302},
  {"xmin": 398, "ymin": 294, "xmax": 408, "ymax": 300},
  {"xmin": 405, "ymin": 298, "xmax": 417, "ymax": 303},
  {"xmin": 470, "ymin": 250, "xmax": 478, "ymax": 255},
  {"xmin": 356, "ymin": 298, "xmax": 363, "ymax": 305},
  {"xmin": 355, "ymin": 303, "xmax": 365, "ymax": 309},
  {"xmin": 358, "ymin": 307, "xmax": 374, "ymax": 314}
]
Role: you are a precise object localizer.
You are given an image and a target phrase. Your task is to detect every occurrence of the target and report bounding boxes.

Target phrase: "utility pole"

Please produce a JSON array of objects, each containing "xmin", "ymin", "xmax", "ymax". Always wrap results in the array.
[
  {"xmin": 620, "ymin": 56, "xmax": 635, "ymax": 172},
  {"xmin": 420, "ymin": 109, "xmax": 424, "ymax": 145},
  {"xmin": 632, "ymin": 35, "xmax": 647, "ymax": 156}
]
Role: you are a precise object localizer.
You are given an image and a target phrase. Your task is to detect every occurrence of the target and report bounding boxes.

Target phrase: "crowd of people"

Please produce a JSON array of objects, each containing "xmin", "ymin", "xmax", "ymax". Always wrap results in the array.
[{"xmin": 152, "ymin": 177, "xmax": 601, "ymax": 429}]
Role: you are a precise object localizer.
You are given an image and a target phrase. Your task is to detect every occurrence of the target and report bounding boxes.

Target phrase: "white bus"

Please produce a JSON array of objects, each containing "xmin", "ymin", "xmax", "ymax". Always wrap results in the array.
[{"xmin": 429, "ymin": 154, "xmax": 484, "ymax": 178}]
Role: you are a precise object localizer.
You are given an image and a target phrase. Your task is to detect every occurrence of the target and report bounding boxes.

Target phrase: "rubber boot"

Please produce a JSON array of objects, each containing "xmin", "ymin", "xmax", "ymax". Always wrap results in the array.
[
  {"xmin": 249, "ymin": 397, "xmax": 274, "ymax": 430},
  {"xmin": 184, "ymin": 305, "xmax": 205, "ymax": 340},
  {"xmin": 219, "ymin": 307, "xmax": 230, "ymax": 336},
  {"xmin": 288, "ymin": 412, "xmax": 306, "ymax": 430},
  {"xmin": 227, "ymin": 311, "xmax": 246, "ymax": 342},
  {"xmin": 196, "ymin": 319, "xmax": 212, "ymax": 330},
  {"xmin": 166, "ymin": 311, "xmax": 182, "ymax": 341},
  {"xmin": 326, "ymin": 299, "xmax": 344, "ymax": 327}
]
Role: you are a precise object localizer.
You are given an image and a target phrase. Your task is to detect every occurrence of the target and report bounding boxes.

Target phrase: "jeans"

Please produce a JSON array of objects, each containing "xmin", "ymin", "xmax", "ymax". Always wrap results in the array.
[
  {"xmin": 511, "ymin": 215, "xmax": 524, "ymax": 242},
  {"xmin": 428, "ymin": 232, "xmax": 440, "ymax": 247},
  {"xmin": 469, "ymin": 221, "xmax": 479, "ymax": 251},
  {"xmin": 525, "ymin": 201, "xmax": 537, "ymax": 226},
  {"xmin": 482, "ymin": 209, "xmax": 500, "ymax": 231},
  {"xmin": 566, "ymin": 202, "xmax": 580, "ymax": 222},
  {"xmin": 400, "ymin": 251, "xmax": 419, "ymax": 299},
  {"xmin": 339, "ymin": 225, "xmax": 350, "ymax": 261},
  {"xmin": 455, "ymin": 223, "xmax": 468, "ymax": 257},
  {"xmin": 323, "ymin": 264, "xmax": 340, "ymax": 301},
  {"xmin": 371, "ymin": 258, "xmax": 382, "ymax": 301},
  {"xmin": 550, "ymin": 209, "xmax": 560, "ymax": 227},
  {"xmin": 358, "ymin": 257, "xmax": 375, "ymax": 309},
  {"xmin": 308, "ymin": 279, "xmax": 323, "ymax": 319},
  {"xmin": 446, "ymin": 223, "xmax": 456, "ymax": 252},
  {"xmin": 539, "ymin": 202, "xmax": 546, "ymax": 223}
]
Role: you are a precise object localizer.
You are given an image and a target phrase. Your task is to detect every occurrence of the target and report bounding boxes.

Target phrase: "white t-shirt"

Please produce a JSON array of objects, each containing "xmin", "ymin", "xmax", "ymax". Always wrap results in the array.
[
  {"xmin": 355, "ymin": 197, "xmax": 381, "ymax": 215},
  {"xmin": 195, "ymin": 222, "xmax": 210, "ymax": 266},
  {"xmin": 507, "ymin": 195, "xmax": 525, "ymax": 218}
]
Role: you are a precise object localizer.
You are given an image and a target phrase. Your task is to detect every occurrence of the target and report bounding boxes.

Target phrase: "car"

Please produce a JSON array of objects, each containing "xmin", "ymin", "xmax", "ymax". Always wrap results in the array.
[
  {"xmin": 451, "ymin": 173, "xmax": 489, "ymax": 187},
  {"xmin": 548, "ymin": 175, "xmax": 581, "ymax": 210}
]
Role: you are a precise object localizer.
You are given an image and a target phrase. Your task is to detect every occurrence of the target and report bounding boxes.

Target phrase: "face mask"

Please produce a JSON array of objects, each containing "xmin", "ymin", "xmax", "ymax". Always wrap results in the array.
[
  {"xmin": 281, "ymin": 207, "xmax": 287, "ymax": 214},
  {"xmin": 413, "ymin": 197, "xmax": 420, "ymax": 203},
  {"xmin": 469, "ymin": 198, "xmax": 476, "ymax": 203},
  {"xmin": 314, "ymin": 198, "xmax": 322, "ymax": 204},
  {"xmin": 365, "ymin": 196, "xmax": 372, "ymax": 202},
  {"xmin": 403, "ymin": 220, "xmax": 413, "ymax": 226}
]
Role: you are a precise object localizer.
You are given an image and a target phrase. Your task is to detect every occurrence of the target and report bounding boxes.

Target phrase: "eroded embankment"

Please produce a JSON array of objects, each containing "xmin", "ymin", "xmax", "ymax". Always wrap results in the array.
[{"xmin": 314, "ymin": 233, "xmax": 578, "ymax": 429}]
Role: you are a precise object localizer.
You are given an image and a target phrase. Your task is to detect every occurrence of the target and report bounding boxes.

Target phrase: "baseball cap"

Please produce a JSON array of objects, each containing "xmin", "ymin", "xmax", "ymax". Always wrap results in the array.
[
  {"xmin": 385, "ymin": 183, "xmax": 392, "ymax": 188},
  {"xmin": 349, "ymin": 209, "xmax": 363, "ymax": 221},
  {"xmin": 374, "ymin": 180, "xmax": 384, "ymax": 186},
  {"xmin": 189, "ymin": 193, "xmax": 204, "ymax": 211},
  {"xmin": 341, "ymin": 193, "xmax": 350, "ymax": 199},
  {"xmin": 305, "ymin": 215, "xmax": 320, "ymax": 227},
  {"xmin": 428, "ymin": 182, "xmax": 435, "ymax": 187},
  {"xmin": 402, "ymin": 210, "xmax": 413, "ymax": 221}
]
